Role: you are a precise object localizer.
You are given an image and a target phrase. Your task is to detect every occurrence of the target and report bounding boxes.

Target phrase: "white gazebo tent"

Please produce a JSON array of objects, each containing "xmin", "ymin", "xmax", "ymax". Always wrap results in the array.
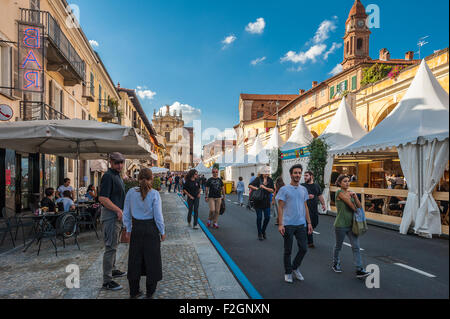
[
  {"xmin": 194, "ymin": 161, "xmax": 212, "ymax": 179},
  {"xmin": 320, "ymin": 97, "xmax": 367, "ymax": 210},
  {"xmin": 333, "ymin": 60, "xmax": 449, "ymax": 237},
  {"xmin": 264, "ymin": 126, "xmax": 284, "ymax": 175},
  {"xmin": 281, "ymin": 117, "xmax": 314, "ymax": 185}
]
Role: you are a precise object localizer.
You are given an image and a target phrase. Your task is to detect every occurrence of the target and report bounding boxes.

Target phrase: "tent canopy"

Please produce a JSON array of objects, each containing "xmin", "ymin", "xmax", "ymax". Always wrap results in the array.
[
  {"xmin": 281, "ymin": 117, "xmax": 313, "ymax": 152},
  {"xmin": 0, "ymin": 119, "xmax": 153, "ymax": 160},
  {"xmin": 194, "ymin": 161, "xmax": 211, "ymax": 174},
  {"xmin": 333, "ymin": 60, "xmax": 449, "ymax": 155},
  {"xmin": 320, "ymin": 97, "xmax": 367, "ymax": 152},
  {"xmin": 264, "ymin": 126, "xmax": 284, "ymax": 151}
]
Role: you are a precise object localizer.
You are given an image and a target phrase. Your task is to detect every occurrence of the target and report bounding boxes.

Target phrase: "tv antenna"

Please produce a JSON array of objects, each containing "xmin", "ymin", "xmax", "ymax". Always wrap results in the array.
[{"xmin": 416, "ymin": 36, "xmax": 430, "ymax": 59}]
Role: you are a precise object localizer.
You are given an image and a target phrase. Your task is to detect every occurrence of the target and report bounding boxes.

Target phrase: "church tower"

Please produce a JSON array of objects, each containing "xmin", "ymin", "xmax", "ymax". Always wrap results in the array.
[{"xmin": 342, "ymin": 0, "xmax": 371, "ymax": 70}]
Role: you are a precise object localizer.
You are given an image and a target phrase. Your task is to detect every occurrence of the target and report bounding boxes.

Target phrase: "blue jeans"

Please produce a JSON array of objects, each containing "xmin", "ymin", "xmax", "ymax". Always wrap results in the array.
[
  {"xmin": 333, "ymin": 227, "xmax": 363, "ymax": 271},
  {"xmin": 237, "ymin": 191, "xmax": 244, "ymax": 205},
  {"xmin": 255, "ymin": 207, "xmax": 271, "ymax": 235}
]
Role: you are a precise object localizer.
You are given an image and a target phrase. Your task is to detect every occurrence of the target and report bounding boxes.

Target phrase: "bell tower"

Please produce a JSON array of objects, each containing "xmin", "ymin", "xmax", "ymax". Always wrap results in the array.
[{"xmin": 342, "ymin": 0, "xmax": 371, "ymax": 70}]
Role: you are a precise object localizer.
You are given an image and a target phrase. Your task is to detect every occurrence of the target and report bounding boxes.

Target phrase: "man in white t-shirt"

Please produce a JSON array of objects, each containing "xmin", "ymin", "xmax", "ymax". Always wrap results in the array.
[
  {"xmin": 57, "ymin": 178, "xmax": 74, "ymax": 199},
  {"xmin": 276, "ymin": 164, "xmax": 313, "ymax": 284}
]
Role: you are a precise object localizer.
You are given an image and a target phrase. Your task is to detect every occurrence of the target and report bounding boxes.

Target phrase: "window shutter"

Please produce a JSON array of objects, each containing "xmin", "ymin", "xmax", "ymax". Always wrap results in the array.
[
  {"xmin": 352, "ymin": 76, "xmax": 357, "ymax": 90},
  {"xmin": 344, "ymin": 80, "xmax": 348, "ymax": 91},
  {"xmin": 12, "ymin": 47, "xmax": 22, "ymax": 99},
  {"xmin": 330, "ymin": 86, "xmax": 335, "ymax": 99},
  {"xmin": 48, "ymin": 80, "xmax": 53, "ymax": 105}
]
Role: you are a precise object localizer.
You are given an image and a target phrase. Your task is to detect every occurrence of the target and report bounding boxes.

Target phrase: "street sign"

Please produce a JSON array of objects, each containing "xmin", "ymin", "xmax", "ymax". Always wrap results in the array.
[{"xmin": 0, "ymin": 104, "xmax": 14, "ymax": 121}]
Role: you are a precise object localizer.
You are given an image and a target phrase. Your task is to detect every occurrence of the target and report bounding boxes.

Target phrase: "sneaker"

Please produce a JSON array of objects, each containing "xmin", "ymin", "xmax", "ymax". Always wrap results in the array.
[
  {"xmin": 129, "ymin": 291, "xmax": 144, "ymax": 299},
  {"xmin": 102, "ymin": 281, "xmax": 123, "ymax": 291},
  {"xmin": 308, "ymin": 243, "xmax": 315, "ymax": 248},
  {"xmin": 356, "ymin": 269, "xmax": 370, "ymax": 279},
  {"xmin": 262, "ymin": 233, "xmax": 267, "ymax": 240},
  {"xmin": 193, "ymin": 225, "xmax": 199, "ymax": 229},
  {"xmin": 112, "ymin": 270, "xmax": 127, "ymax": 278},
  {"xmin": 293, "ymin": 268, "xmax": 305, "ymax": 281},
  {"xmin": 258, "ymin": 234, "xmax": 264, "ymax": 241},
  {"xmin": 213, "ymin": 224, "xmax": 219, "ymax": 229},
  {"xmin": 332, "ymin": 263, "xmax": 343, "ymax": 273},
  {"xmin": 284, "ymin": 274, "xmax": 293, "ymax": 283},
  {"xmin": 187, "ymin": 220, "xmax": 192, "ymax": 226}
]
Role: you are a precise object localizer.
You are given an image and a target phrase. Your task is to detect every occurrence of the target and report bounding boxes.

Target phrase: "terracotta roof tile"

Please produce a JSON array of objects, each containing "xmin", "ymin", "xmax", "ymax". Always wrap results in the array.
[{"xmin": 240, "ymin": 94, "xmax": 299, "ymax": 101}]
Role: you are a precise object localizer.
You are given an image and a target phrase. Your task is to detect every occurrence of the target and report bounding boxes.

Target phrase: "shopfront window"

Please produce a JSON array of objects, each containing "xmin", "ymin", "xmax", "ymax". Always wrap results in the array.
[
  {"xmin": 44, "ymin": 155, "xmax": 58, "ymax": 190},
  {"xmin": 4, "ymin": 149, "xmax": 16, "ymax": 212},
  {"xmin": 20, "ymin": 156, "xmax": 29, "ymax": 210}
]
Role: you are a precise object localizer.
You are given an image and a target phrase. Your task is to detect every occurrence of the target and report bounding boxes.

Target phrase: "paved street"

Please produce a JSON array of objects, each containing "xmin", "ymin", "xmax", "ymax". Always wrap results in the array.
[{"xmin": 183, "ymin": 192, "xmax": 450, "ymax": 299}]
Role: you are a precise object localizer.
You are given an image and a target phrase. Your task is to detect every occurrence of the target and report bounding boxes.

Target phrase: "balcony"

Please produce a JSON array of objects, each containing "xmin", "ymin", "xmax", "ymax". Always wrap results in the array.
[
  {"xmin": 82, "ymin": 82, "xmax": 95, "ymax": 102},
  {"xmin": 97, "ymin": 99, "xmax": 117, "ymax": 121},
  {"xmin": 20, "ymin": 101, "xmax": 69, "ymax": 121},
  {"xmin": 20, "ymin": 8, "xmax": 86, "ymax": 86}
]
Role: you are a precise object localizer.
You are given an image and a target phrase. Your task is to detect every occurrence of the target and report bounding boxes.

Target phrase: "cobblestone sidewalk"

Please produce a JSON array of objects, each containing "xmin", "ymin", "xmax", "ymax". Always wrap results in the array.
[{"xmin": 97, "ymin": 192, "xmax": 214, "ymax": 299}]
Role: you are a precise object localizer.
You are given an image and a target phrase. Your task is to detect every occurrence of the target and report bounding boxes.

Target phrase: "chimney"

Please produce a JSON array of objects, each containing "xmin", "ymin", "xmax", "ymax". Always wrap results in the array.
[
  {"xmin": 379, "ymin": 48, "xmax": 390, "ymax": 61},
  {"xmin": 299, "ymin": 89, "xmax": 305, "ymax": 95},
  {"xmin": 312, "ymin": 81, "xmax": 318, "ymax": 88},
  {"xmin": 117, "ymin": 82, "xmax": 120, "ymax": 88},
  {"xmin": 405, "ymin": 51, "xmax": 414, "ymax": 60}
]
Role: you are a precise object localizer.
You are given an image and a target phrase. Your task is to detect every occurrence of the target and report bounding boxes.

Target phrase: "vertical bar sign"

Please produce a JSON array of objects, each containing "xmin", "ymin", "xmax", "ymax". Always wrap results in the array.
[{"xmin": 18, "ymin": 22, "xmax": 44, "ymax": 92}]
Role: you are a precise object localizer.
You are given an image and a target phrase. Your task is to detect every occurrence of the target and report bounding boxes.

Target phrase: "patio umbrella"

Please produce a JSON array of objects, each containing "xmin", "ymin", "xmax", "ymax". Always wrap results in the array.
[{"xmin": 0, "ymin": 119, "xmax": 153, "ymax": 199}]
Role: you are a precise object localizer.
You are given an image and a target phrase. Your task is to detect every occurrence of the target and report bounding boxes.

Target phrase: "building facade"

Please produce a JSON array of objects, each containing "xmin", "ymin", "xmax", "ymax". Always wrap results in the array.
[
  {"xmin": 0, "ymin": 0, "xmax": 157, "ymax": 215},
  {"xmin": 152, "ymin": 105, "xmax": 193, "ymax": 171}
]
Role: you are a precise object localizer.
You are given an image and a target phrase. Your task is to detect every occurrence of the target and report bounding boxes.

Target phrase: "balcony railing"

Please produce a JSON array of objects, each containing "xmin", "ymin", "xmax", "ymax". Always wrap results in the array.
[
  {"xmin": 82, "ymin": 82, "xmax": 95, "ymax": 102},
  {"xmin": 97, "ymin": 99, "xmax": 116, "ymax": 120},
  {"xmin": 20, "ymin": 8, "xmax": 86, "ymax": 85},
  {"xmin": 20, "ymin": 101, "xmax": 69, "ymax": 121}
]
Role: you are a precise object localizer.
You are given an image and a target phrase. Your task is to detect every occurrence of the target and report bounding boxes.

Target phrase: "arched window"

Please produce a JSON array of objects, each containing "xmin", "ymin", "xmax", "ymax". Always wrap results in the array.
[
  {"xmin": 346, "ymin": 41, "xmax": 349, "ymax": 55},
  {"xmin": 357, "ymin": 38, "xmax": 363, "ymax": 50}
]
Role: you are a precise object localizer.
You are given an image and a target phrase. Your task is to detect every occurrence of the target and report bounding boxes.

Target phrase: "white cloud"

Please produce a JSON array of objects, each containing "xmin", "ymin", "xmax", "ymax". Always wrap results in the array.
[
  {"xmin": 287, "ymin": 66, "xmax": 303, "ymax": 72},
  {"xmin": 324, "ymin": 42, "xmax": 343, "ymax": 60},
  {"xmin": 329, "ymin": 63, "xmax": 343, "ymax": 76},
  {"xmin": 281, "ymin": 44, "xmax": 327, "ymax": 64},
  {"xmin": 245, "ymin": 18, "xmax": 266, "ymax": 34},
  {"xmin": 89, "ymin": 40, "xmax": 99, "ymax": 47},
  {"xmin": 251, "ymin": 56, "xmax": 266, "ymax": 65},
  {"xmin": 159, "ymin": 102, "xmax": 201, "ymax": 125},
  {"xmin": 136, "ymin": 87, "xmax": 157, "ymax": 100},
  {"xmin": 313, "ymin": 18, "xmax": 338, "ymax": 44},
  {"xmin": 222, "ymin": 35, "xmax": 237, "ymax": 49}
]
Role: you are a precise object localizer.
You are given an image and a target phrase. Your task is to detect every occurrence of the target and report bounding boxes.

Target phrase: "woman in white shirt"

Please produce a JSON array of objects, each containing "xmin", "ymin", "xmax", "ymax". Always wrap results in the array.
[{"xmin": 123, "ymin": 168, "xmax": 166, "ymax": 299}]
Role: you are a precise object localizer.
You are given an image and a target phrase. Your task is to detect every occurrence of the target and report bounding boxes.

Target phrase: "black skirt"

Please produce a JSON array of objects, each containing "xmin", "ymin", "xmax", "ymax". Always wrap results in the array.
[{"xmin": 127, "ymin": 218, "xmax": 163, "ymax": 282}]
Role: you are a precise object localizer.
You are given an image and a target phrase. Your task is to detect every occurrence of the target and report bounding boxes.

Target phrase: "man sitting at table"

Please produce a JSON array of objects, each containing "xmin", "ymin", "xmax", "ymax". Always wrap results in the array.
[
  {"xmin": 56, "ymin": 190, "xmax": 76, "ymax": 212},
  {"xmin": 41, "ymin": 188, "xmax": 56, "ymax": 212},
  {"xmin": 57, "ymin": 178, "xmax": 75, "ymax": 199}
]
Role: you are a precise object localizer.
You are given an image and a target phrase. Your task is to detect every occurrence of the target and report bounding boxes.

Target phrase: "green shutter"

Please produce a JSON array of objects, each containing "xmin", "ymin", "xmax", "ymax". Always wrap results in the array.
[
  {"xmin": 330, "ymin": 86, "xmax": 335, "ymax": 98},
  {"xmin": 352, "ymin": 76, "xmax": 357, "ymax": 90},
  {"xmin": 344, "ymin": 80, "xmax": 348, "ymax": 91}
]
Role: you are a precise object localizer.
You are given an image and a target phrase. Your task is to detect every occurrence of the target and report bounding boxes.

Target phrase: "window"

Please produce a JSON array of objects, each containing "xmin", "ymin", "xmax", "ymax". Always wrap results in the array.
[
  {"xmin": 352, "ymin": 76, "xmax": 357, "ymax": 90},
  {"xmin": 321, "ymin": 89, "xmax": 325, "ymax": 97},
  {"xmin": 98, "ymin": 84, "xmax": 102, "ymax": 110},
  {"xmin": 82, "ymin": 110, "xmax": 86, "ymax": 120},
  {"xmin": 336, "ymin": 80, "xmax": 348, "ymax": 94},
  {"xmin": 330, "ymin": 86, "xmax": 335, "ymax": 99},
  {"xmin": 357, "ymin": 38, "xmax": 363, "ymax": 50},
  {"xmin": 90, "ymin": 72, "xmax": 94, "ymax": 96},
  {"xmin": 256, "ymin": 111, "xmax": 264, "ymax": 119},
  {"xmin": 165, "ymin": 132, "xmax": 170, "ymax": 142},
  {"xmin": 0, "ymin": 44, "xmax": 12, "ymax": 96},
  {"xmin": 30, "ymin": 0, "xmax": 40, "ymax": 10},
  {"xmin": 68, "ymin": 159, "xmax": 73, "ymax": 173}
]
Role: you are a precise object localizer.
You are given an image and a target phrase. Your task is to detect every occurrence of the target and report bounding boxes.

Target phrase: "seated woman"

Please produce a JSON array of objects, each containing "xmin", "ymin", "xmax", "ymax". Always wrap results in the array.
[
  {"xmin": 56, "ymin": 190, "xmax": 76, "ymax": 212},
  {"xmin": 41, "ymin": 188, "xmax": 56, "ymax": 212},
  {"xmin": 86, "ymin": 184, "xmax": 97, "ymax": 201}
]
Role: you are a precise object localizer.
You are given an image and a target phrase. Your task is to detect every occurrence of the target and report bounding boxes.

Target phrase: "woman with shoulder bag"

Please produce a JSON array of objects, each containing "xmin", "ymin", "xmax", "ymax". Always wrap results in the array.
[
  {"xmin": 249, "ymin": 166, "xmax": 275, "ymax": 241},
  {"xmin": 123, "ymin": 168, "xmax": 166, "ymax": 299},
  {"xmin": 332, "ymin": 175, "xmax": 369, "ymax": 279}
]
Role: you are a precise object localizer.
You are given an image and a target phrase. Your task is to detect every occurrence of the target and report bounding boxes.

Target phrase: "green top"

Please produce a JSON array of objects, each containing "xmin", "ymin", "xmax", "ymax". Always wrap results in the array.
[{"xmin": 334, "ymin": 189, "xmax": 355, "ymax": 228}]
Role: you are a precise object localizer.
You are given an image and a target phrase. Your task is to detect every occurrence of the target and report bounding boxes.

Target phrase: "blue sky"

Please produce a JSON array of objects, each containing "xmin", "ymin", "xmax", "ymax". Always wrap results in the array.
[{"xmin": 72, "ymin": 0, "xmax": 449, "ymax": 146}]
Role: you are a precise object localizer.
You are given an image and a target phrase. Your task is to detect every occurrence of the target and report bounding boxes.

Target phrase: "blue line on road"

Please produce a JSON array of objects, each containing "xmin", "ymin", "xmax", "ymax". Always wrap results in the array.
[{"xmin": 176, "ymin": 193, "xmax": 263, "ymax": 299}]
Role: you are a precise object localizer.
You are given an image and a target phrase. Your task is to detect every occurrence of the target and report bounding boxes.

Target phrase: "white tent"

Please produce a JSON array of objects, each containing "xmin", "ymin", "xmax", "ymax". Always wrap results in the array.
[
  {"xmin": 264, "ymin": 126, "xmax": 284, "ymax": 176},
  {"xmin": 319, "ymin": 97, "xmax": 367, "ymax": 211},
  {"xmin": 334, "ymin": 60, "xmax": 449, "ymax": 237},
  {"xmin": 194, "ymin": 162, "xmax": 212, "ymax": 179},
  {"xmin": 281, "ymin": 117, "xmax": 314, "ymax": 185}
]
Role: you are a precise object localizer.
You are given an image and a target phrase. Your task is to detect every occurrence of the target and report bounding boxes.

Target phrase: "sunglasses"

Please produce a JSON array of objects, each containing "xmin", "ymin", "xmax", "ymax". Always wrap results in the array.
[{"xmin": 113, "ymin": 161, "xmax": 124, "ymax": 165}]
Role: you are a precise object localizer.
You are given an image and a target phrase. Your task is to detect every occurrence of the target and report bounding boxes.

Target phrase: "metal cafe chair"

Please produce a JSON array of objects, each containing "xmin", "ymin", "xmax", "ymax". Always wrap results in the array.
[
  {"xmin": 1, "ymin": 208, "xmax": 15, "ymax": 248},
  {"xmin": 76, "ymin": 204, "xmax": 100, "ymax": 240}
]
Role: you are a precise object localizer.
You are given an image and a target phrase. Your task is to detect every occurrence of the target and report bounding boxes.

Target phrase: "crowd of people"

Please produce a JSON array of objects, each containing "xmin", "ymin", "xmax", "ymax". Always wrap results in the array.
[{"xmin": 95, "ymin": 152, "xmax": 372, "ymax": 299}]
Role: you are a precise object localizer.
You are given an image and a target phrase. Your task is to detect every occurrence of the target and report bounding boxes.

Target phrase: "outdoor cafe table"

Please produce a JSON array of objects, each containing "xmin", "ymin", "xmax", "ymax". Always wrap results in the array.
[{"xmin": 21, "ymin": 212, "xmax": 65, "ymax": 254}]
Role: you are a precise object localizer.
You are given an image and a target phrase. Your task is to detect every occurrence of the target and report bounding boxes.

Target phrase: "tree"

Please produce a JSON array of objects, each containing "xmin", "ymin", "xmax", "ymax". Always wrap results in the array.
[{"xmin": 308, "ymin": 138, "xmax": 329, "ymax": 189}]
